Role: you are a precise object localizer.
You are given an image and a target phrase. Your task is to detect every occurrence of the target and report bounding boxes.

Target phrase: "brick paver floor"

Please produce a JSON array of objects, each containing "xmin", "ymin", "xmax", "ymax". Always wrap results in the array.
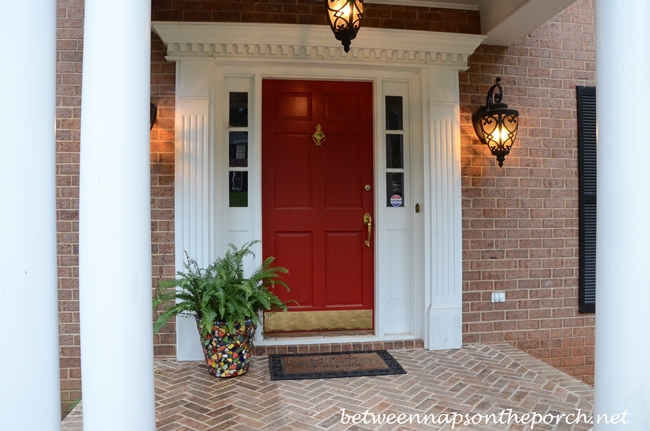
[{"xmin": 61, "ymin": 343, "xmax": 594, "ymax": 430}]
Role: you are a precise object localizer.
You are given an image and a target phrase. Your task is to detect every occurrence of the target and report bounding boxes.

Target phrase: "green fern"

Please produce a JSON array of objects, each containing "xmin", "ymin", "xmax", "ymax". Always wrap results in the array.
[{"xmin": 153, "ymin": 241, "xmax": 291, "ymax": 336}]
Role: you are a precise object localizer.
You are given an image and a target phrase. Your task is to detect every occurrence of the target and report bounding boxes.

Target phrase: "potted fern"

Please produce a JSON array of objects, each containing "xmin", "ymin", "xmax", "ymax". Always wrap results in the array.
[{"xmin": 153, "ymin": 241, "xmax": 290, "ymax": 377}]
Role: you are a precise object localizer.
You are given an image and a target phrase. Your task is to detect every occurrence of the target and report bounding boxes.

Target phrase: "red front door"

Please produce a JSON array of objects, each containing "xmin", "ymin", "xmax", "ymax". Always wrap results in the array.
[{"xmin": 262, "ymin": 80, "xmax": 374, "ymax": 332}]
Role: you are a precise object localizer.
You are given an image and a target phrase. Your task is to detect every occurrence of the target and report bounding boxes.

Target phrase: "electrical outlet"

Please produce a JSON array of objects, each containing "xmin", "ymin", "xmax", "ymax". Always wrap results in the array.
[{"xmin": 491, "ymin": 292, "xmax": 506, "ymax": 303}]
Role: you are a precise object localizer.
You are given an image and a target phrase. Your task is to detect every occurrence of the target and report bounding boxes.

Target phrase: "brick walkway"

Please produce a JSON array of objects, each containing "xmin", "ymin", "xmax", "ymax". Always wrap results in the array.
[{"xmin": 61, "ymin": 343, "xmax": 594, "ymax": 430}]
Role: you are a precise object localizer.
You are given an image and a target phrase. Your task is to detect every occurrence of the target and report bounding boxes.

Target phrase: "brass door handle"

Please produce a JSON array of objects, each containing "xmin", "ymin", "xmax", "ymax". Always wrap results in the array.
[{"xmin": 363, "ymin": 213, "xmax": 372, "ymax": 247}]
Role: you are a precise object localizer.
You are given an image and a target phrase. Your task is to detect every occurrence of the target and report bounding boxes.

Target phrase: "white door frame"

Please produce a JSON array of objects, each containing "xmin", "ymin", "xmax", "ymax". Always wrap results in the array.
[{"xmin": 153, "ymin": 22, "xmax": 484, "ymax": 359}]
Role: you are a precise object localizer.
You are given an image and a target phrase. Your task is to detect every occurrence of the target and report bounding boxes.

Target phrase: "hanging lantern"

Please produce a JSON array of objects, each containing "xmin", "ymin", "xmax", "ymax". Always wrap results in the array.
[
  {"xmin": 472, "ymin": 77, "xmax": 519, "ymax": 167},
  {"xmin": 325, "ymin": 0, "xmax": 364, "ymax": 53}
]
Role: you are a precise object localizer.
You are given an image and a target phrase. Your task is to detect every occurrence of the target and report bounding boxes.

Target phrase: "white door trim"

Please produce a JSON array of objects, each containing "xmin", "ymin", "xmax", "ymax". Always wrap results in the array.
[{"xmin": 153, "ymin": 22, "xmax": 484, "ymax": 359}]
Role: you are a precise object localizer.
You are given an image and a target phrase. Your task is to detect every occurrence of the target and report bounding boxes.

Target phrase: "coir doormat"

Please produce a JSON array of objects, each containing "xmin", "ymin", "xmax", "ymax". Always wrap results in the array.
[{"xmin": 268, "ymin": 350, "xmax": 406, "ymax": 380}]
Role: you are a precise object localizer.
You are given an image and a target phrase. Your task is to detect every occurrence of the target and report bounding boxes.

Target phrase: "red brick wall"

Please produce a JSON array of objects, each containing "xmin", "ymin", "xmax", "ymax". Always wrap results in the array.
[
  {"xmin": 150, "ymin": 35, "xmax": 177, "ymax": 358},
  {"xmin": 56, "ymin": 0, "xmax": 83, "ymax": 416},
  {"xmin": 459, "ymin": 0, "xmax": 595, "ymax": 384}
]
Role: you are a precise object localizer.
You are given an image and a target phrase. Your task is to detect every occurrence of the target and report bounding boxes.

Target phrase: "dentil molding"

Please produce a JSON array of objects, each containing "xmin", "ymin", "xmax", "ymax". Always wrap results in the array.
[{"xmin": 153, "ymin": 22, "xmax": 484, "ymax": 67}]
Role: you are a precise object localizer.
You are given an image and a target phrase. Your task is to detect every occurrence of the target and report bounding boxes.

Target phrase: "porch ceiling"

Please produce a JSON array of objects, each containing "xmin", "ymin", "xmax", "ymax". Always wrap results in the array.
[{"xmin": 357, "ymin": 0, "xmax": 578, "ymax": 46}]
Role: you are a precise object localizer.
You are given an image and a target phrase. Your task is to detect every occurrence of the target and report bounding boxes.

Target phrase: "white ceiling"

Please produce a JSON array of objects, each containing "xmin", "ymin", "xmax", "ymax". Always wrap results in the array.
[{"xmin": 349, "ymin": 0, "xmax": 578, "ymax": 46}]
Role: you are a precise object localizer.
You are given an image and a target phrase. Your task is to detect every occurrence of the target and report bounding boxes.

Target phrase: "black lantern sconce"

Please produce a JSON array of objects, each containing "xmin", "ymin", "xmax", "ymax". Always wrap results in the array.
[
  {"xmin": 150, "ymin": 102, "xmax": 157, "ymax": 130},
  {"xmin": 325, "ymin": 0, "xmax": 364, "ymax": 53},
  {"xmin": 472, "ymin": 77, "xmax": 519, "ymax": 167}
]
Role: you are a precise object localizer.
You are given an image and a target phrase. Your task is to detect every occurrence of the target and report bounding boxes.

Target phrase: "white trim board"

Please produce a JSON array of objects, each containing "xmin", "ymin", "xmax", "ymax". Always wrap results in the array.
[{"xmin": 153, "ymin": 22, "xmax": 483, "ymax": 67}]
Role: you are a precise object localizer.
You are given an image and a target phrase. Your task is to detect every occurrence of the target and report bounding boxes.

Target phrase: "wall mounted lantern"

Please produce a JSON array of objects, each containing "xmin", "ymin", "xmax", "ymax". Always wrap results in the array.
[
  {"xmin": 472, "ymin": 77, "xmax": 519, "ymax": 167},
  {"xmin": 325, "ymin": 0, "xmax": 364, "ymax": 53},
  {"xmin": 150, "ymin": 102, "xmax": 157, "ymax": 130}
]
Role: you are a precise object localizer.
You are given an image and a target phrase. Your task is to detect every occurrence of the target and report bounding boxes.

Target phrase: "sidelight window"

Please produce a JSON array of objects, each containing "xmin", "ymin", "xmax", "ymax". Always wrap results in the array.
[
  {"xmin": 385, "ymin": 96, "xmax": 405, "ymax": 207},
  {"xmin": 228, "ymin": 92, "xmax": 249, "ymax": 207}
]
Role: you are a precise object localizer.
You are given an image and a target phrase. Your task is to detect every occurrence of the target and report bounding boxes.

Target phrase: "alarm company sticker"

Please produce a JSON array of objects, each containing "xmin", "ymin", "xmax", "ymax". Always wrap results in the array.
[{"xmin": 390, "ymin": 194, "xmax": 403, "ymax": 207}]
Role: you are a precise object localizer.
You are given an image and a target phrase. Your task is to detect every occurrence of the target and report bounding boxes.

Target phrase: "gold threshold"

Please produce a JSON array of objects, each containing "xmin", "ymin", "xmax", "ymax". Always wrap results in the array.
[
  {"xmin": 263, "ymin": 329, "xmax": 375, "ymax": 338},
  {"xmin": 264, "ymin": 309, "xmax": 373, "ymax": 333}
]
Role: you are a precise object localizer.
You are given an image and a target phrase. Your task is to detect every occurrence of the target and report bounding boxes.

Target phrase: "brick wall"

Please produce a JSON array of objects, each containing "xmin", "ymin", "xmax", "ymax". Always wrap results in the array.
[
  {"xmin": 150, "ymin": 35, "xmax": 177, "ymax": 358},
  {"xmin": 56, "ymin": 0, "xmax": 83, "ymax": 416},
  {"xmin": 459, "ymin": 0, "xmax": 595, "ymax": 384}
]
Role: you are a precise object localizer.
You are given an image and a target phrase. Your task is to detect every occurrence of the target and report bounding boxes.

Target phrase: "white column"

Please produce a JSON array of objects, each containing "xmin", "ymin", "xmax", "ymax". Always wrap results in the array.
[
  {"xmin": 79, "ymin": 0, "xmax": 155, "ymax": 430},
  {"xmin": 595, "ymin": 1, "xmax": 650, "ymax": 429},
  {"xmin": 0, "ymin": 2, "xmax": 60, "ymax": 431},
  {"xmin": 424, "ymin": 68, "xmax": 464, "ymax": 350}
]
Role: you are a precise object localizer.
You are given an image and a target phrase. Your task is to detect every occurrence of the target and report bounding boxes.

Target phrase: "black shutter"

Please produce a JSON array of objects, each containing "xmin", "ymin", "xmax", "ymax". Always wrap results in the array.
[{"xmin": 577, "ymin": 86, "xmax": 596, "ymax": 313}]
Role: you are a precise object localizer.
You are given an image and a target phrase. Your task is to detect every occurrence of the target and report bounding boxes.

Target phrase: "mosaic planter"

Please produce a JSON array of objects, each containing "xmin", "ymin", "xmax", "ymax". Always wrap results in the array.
[{"xmin": 198, "ymin": 319, "xmax": 256, "ymax": 377}]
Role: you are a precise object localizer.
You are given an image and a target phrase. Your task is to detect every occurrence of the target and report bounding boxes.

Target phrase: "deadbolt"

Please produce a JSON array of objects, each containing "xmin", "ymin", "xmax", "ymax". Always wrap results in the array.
[{"xmin": 365, "ymin": 185, "xmax": 371, "ymax": 191}]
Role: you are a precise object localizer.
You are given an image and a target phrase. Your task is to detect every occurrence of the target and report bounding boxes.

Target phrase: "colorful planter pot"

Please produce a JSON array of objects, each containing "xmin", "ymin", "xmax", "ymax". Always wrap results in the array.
[{"xmin": 198, "ymin": 319, "xmax": 256, "ymax": 377}]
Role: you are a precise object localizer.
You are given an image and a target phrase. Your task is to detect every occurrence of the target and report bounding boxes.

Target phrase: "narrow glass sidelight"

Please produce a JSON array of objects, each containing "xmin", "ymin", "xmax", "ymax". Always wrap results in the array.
[
  {"xmin": 385, "ymin": 95, "xmax": 405, "ymax": 207},
  {"xmin": 229, "ymin": 92, "xmax": 249, "ymax": 207},
  {"xmin": 386, "ymin": 172, "xmax": 404, "ymax": 207},
  {"xmin": 229, "ymin": 92, "xmax": 248, "ymax": 127},
  {"xmin": 229, "ymin": 132, "xmax": 248, "ymax": 167},
  {"xmin": 229, "ymin": 171, "xmax": 248, "ymax": 207},
  {"xmin": 385, "ymin": 96, "xmax": 403, "ymax": 130},
  {"xmin": 386, "ymin": 134, "xmax": 403, "ymax": 169}
]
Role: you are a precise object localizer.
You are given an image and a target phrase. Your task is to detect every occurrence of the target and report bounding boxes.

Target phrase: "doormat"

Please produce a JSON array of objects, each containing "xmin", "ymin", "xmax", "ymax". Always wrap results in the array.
[{"xmin": 268, "ymin": 350, "xmax": 406, "ymax": 380}]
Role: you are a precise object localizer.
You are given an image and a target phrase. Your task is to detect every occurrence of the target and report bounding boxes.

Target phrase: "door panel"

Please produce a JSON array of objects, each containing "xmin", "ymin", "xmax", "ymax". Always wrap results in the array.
[
  {"xmin": 262, "ymin": 79, "xmax": 374, "ymax": 330},
  {"xmin": 325, "ymin": 93, "xmax": 363, "ymax": 121},
  {"xmin": 324, "ymin": 134, "xmax": 364, "ymax": 209},
  {"xmin": 273, "ymin": 134, "xmax": 312, "ymax": 209},
  {"xmin": 275, "ymin": 233, "xmax": 313, "ymax": 306},
  {"xmin": 325, "ymin": 232, "xmax": 364, "ymax": 305},
  {"xmin": 274, "ymin": 93, "xmax": 312, "ymax": 120}
]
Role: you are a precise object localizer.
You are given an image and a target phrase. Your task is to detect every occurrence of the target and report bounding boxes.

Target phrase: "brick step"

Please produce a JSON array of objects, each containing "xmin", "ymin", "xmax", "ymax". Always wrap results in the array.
[{"xmin": 252, "ymin": 339, "xmax": 424, "ymax": 356}]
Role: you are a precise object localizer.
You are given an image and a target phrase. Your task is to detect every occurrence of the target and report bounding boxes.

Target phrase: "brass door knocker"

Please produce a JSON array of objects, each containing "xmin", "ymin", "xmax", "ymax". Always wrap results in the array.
[{"xmin": 312, "ymin": 124, "xmax": 326, "ymax": 146}]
